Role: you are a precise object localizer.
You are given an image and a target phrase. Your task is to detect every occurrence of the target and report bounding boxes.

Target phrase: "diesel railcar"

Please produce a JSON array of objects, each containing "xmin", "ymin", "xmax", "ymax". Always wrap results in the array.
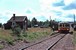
[{"xmin": 58, "ymin": 22, "xmax": 73, "ymax": 33}]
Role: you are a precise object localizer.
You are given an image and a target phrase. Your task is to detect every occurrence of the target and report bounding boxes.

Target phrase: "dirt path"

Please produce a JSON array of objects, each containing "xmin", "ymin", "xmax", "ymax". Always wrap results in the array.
[{"xmin": 50, "ymin": 34, "xmax": 74, "ymax": 50}]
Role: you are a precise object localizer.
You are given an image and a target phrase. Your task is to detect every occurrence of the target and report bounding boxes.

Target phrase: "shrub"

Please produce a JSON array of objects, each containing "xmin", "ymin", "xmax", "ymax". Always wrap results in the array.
[
  {"xmin": 5, "ymin": 37, "xmax": 14, "ymax": 45},
  {"xmin": 22, "ymin": 32, "xmax": 27, "ymax": 37},
  {"xmin": 7, "ymin": 41, "xmax": 14, "ymax": 45},
  {"xmin": 12, "ymin": 25, "xmax": 21, "ymax": 37}
]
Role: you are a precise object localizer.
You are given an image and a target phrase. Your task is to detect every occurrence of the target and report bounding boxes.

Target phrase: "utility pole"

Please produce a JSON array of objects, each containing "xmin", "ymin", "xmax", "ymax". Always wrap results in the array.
[
  {"xmin": 74, "ymin": 14, "xmax": 75, "ymax": 24},
  {"xmin": 50, "ymin": 16, "xmax": 51, "ymax": 27},
  {"xmin": 74, "ymin": 14, "xmax": 76, "ymax": 30},
  {"xmin": 50, "ymin": 16, "xmax": 51, "ymax": 21}
]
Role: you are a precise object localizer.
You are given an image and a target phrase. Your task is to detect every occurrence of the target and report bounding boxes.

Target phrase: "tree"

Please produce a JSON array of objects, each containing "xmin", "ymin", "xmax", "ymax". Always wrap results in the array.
[
  {"xmin": 31, "ymin": 17, "xmax": 38, "ymax": 27},
  {"xmin": 42, "ymin": 20, "xmax": 50, "ymax": 27},
  {"xmin": 49, "ymin": 20, "xmax": 58, "ymax": 31},
  {"xmin": 0, "ymin": 23, "xmax": 2, "ymax": 28},
  {"xmin": 49, "ymin": 20, "xmax": 55, "ymax": 27},
  {"xmin": 38, "ymin": 21, "xmax": 43, "ymax": 26},
  {"xmin": 27, "ymin": 19, "xmax": 31, "ymax": 28},
  {"xmin": 44, "ymin": 20, "xmax": 49, "ymax": 25}
]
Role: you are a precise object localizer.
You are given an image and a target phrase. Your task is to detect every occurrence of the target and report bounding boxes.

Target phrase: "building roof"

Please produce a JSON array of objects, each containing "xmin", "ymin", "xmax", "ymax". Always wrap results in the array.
[{"xmin": 8, "ymin": 16, "xmax": 27, "ymax": 22}]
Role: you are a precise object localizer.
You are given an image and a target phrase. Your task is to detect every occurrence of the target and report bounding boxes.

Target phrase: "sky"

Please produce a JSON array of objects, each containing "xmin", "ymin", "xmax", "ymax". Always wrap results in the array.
[{"xmin": 0, "ymin": 0, "xmax": 76, "ymax": 24}]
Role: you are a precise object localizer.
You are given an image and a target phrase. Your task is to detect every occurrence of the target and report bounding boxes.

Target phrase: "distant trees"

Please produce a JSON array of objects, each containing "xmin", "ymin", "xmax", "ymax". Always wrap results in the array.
[
  {"xmin": 31, "ymin": 18, "xmax": 50, "ymax": 27},
  {"xmin": 27, "ymin": 17, "xmax": 58, "ymax": 30},
  {"xmin": 0, "ymin": 23, "xmax": 2, "ymax": 28},
  {"xmin": 38, "ymin": 21, "xmax": 43, "ymax": 26},
  {"xmin": 49, "ymin": 20, "xmax": 58, "ymax": 30},
  {"xmin": 43, "ymin": 20, "xmax": 49, "ymax": 27},
  {"xmin": 27, "ymin": 20, "xmax": 31, "ymax": 28},
  {"xmin": 31, "ymin": 17, "xmax": 38, "ymax": 27}
]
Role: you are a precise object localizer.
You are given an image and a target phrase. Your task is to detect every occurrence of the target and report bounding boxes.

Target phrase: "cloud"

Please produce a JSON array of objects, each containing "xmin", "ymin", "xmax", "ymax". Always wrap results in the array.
[
  {"xmin": 0, "ymin": 0, "xmax": 76, "ymax": 24},
  {"xmin": 63, "ymin": 3, "xmax": 76, "ymax": 10},
  {"xmin": 53, "ymin": 0, "xmax": 65, "ymax": 7},
  {"xmin": 35, "ymin": 16, "xmax": 47, "ymax": 21},
  {"xmin": 64, "ymin": 0, "xmax": 75, "ymax": 5},
  {"xmin": 0, "ymin": 14, "xmax": 9, "ymax": 24},
  {"xmin": 65, "ymin": 14, "xmax": 74, "ymax": 18},
  {"xmin": 58, "ymin": 17, "xmax": 73, "ymax": 21},
  {"xmin": 63, "ymin": 0, "xmax": 76, "ymax": 10},
  {"xmin": 26, "ymin": 10, "xmax": 32, "ymax": 14},
  {"xmin": 51, "ymin": 10, "xmax": 62, "ymax": 16}
]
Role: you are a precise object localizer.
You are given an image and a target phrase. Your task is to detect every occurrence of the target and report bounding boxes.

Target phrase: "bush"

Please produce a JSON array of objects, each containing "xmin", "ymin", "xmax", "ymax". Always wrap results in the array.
[
  {"xmin": 5, "ymin": 37, "xmax": 14, "ymax": 45},
  {"xmin": 22, "ymin": 31, "xmax": 27, "ymax": 37},
  {"xmin": 0, "ymin": 23, "xmax": 2, "ymax": 28},
  {"xmin": 7, "ymin": 41, "xmax": 14, "ymax": 45},
  {"xmin": 12, "ymin": 25, "xmax": 21, "ymax": 37}
]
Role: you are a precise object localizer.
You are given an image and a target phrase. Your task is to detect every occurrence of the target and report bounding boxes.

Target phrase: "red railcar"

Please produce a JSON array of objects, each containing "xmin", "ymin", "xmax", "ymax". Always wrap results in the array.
[{"xmin": 58, "ymin": 22, "xmax": 73, "ymax": 33}]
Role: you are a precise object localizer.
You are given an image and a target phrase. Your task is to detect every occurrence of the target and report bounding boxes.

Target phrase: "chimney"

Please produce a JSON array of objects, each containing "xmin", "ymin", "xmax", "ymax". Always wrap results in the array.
[{"xmin": 13, "ymin": 14, "xmax": 15, "ymax": 20}]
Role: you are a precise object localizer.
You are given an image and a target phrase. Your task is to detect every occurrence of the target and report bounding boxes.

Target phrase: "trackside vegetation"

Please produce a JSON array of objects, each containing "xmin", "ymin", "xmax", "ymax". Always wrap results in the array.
[
  {"xmin": 17, "ymin": 28, "xmax": 53, "ymax": 42},
  {"xmin": 0, "ymin": 27, "xmax": 53, "ymax": 49},
  {"xmin": 73, "ymin": 31, "xmax": 76, "ymax": 44}
]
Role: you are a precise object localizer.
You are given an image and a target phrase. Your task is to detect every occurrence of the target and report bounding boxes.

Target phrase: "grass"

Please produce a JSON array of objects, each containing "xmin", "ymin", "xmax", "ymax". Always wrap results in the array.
[
  {"xmin": 0, "ymin": 27, "xmax": 53, "ymax": 43},
  {"xmin": 73, "ymin": 31, "xmax": 76, "ymax": 44},
  {"xmin": 0, "ymin": 27, "xmax": 53, "ymax": 49},
  {"xmin": 73, "ymin": 31, "xmax": 76, "ymax": 50},
  {"xmin": 0, "ymin": 28, "xmax": 14, "ymax": 44},
  {"xmin": 21, "ymin": 27, "xmax": 52, "ymax": 42},
  {"xmin": 0, "ymin": 45, "xmax": 4, "ymax": 49}
]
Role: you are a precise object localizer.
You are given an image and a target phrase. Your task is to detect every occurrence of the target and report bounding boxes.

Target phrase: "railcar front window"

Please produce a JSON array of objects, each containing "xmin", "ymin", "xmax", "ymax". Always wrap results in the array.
[
  {"xmin": 59, "ymin": 23, "xmax": 70, "ymax": 27},
  {"xmin": 65, "ymin": 24, "xmax": 70, "ymax": 27},
  {"xmin": 60, "ymin": 24, "xmax": 62, "ymax": 27}
]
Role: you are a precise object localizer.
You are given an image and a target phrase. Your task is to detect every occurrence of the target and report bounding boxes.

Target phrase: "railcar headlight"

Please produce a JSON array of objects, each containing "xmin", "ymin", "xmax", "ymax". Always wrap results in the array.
[{"xmin": 67, "ymin": 29, "xmax": 69, "ymax": 30}]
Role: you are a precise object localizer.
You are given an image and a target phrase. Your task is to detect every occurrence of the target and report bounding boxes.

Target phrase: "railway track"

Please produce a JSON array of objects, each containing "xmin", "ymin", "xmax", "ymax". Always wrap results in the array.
[
  {"xmin": 21, "ymin": 33, "xmax": 66, "ymax": 50},
  {"xmin": 48, "ymin": 34, "xmax": 74, "ymax": 50},
  {"xmin": 47, "ymin": 34, "xmax": 66, "ymax": 50}
]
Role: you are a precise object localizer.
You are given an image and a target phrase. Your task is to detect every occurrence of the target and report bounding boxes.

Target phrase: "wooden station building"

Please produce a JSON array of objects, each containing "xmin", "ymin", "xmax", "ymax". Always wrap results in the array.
[{"xmin": 4, "ymin": 14, "xmax": 28, "ymax": 30}]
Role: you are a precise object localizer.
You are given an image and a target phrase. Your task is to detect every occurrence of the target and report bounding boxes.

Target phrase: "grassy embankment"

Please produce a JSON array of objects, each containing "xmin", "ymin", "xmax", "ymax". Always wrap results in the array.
[
  {"xmin": 23, "ymin": 27, "xmax": 53, "ymax": 42},
  {"xmin": 0, "ymin": 28, "xmax": 13, "ymax": 49},
  {"xmin": 0, "ymin": 28, "xmax": 53, "ymax": 48},
  {"xmin": 73, "ymin": 31, "xmax": 76, "ymax": 44}
]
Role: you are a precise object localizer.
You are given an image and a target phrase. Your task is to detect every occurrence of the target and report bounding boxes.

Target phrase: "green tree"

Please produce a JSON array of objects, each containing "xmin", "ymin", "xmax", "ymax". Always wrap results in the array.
[
  {"xmin": 27, "ymin": 19, "xmax": 31, "ymax": 28},
  {"xmin": 49, "ymin": 20, "xmax": 58, "ymax": 30},
  {"xmin": 38, "ymin": 21, "xmax": 43, "ymax": 26},
  {"xmin": 43, "ymin": 20, "xmax": 50, "ymax": 27},
  {"xmin": 0, "ymin": 23, "xmax": 2, "ymax": 28},
  {"xmin": 31, "ymin": 17, "xmax": 38, "ymax": 27}
]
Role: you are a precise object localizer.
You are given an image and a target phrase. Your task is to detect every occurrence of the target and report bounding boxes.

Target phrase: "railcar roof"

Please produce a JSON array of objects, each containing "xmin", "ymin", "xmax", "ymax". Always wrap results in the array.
[{"xmin": 59, "ymin": 22, "xmax": 69, "ymax": 24}]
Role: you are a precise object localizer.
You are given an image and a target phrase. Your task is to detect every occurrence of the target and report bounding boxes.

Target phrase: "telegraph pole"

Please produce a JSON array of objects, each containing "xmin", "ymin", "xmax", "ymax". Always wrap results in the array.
[
  {"xmin": 74, "ymin": 14, "xmax": 75, "ymax": 24},
  {"xmin": 50, "ymin": 16, "xmax": 51, "ymax": 27},
  {"xmin": 50, "ymin": 16, "xmax": 51, "ymax": 21},
  {"xmin": 74, "ymin": 14, "xmax": 76, "ymax": 30}
]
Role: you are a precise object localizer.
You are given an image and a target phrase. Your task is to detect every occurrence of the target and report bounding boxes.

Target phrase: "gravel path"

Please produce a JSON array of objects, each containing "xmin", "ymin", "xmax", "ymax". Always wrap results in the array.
[{"xmin": 50, "ymin": 34, "xmax": 74, "ymax": 50}]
